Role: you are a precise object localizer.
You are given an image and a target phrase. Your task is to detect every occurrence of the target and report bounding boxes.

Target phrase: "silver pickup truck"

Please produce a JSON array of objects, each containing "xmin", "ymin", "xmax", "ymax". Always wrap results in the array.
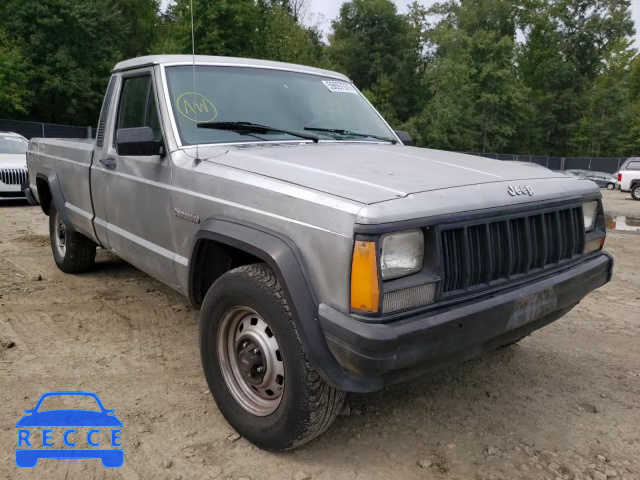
[{"xmin": 26, "ymin": 55, "xmax": 613, "ymax": 450}]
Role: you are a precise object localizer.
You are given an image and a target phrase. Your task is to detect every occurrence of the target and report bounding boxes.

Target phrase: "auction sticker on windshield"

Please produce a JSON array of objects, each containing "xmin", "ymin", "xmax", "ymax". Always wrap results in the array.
[
  {"xmin": 15, "ymin": 391, "xmax": 123, "ymax": 468},
  {"xmin": 322, "ymin": 80, "xmax": 357, "ymax": 93}
]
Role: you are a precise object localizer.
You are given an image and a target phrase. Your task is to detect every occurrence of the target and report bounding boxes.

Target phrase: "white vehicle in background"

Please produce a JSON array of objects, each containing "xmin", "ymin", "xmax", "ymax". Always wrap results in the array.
[
  {"xmin": 0, "ymin": 132, "xmax": 29, "ymax": 200},
  {"xmin": 616, "ymin": 157, "xmax": 640, "ymax": 200}
]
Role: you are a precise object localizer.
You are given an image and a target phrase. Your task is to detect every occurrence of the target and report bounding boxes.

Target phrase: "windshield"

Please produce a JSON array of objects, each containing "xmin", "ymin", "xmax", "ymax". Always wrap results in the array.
[
  {"xmin": 165, "ymin": 65, "xmax": 395, "ymax": 145},
  {"xmin": 0, "ymin": 135, "xmax": 27, "ymax": 154}
]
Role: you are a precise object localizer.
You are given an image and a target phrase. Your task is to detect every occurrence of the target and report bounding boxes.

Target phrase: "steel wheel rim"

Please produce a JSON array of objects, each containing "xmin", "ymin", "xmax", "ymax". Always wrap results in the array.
[
  {"xmin": 54, "ymin": 211, "xmax": 66, "ymax": 258},
  {"xmin": 217, "ymin": 306, "xmax": 285, "ymax": 416}
]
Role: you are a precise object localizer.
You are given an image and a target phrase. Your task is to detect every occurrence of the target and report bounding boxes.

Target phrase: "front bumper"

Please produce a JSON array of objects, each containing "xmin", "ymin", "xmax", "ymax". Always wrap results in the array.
[
  {"xmin": 319, "ymin": 252, "xmax": 613, "ymax": 389},
  {"xmin": 0, "ymin": 189, "xmax": 26, "ymax": 199}
]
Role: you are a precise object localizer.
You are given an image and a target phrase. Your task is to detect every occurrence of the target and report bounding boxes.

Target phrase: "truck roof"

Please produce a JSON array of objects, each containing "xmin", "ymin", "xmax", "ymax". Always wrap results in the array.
[{"xmin": 112, "ymin": 55, "xmax": 350, "ymax": 82}]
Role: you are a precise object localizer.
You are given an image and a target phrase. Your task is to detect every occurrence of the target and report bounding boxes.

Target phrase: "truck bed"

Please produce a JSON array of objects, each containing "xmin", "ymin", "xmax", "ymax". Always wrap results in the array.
[{"xmin": 27, "ymin": 138, "xmax": 97, "ymax": 242}]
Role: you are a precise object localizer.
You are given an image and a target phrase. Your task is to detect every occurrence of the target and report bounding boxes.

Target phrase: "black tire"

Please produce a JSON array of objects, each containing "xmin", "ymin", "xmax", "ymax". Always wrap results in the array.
[
  {"xmin": 200, "ymin": 263, "xmax": 345, "ymax": 451},
  {"xmin": 632, "ymin": 184, "xmax": 640, "ymax": 201},
  {"xmin": 606, "ymin": 183, "xmax": 615, "ymax": 190},
  {"xmin": 49, "ymin": 202, "xmax": 96, "ymax": 273}
]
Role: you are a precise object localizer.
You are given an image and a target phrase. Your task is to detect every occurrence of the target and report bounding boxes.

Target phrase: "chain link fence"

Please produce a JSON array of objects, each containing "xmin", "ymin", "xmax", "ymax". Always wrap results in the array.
[
  {"xmin": 0, "ymin": 119, "xmax": 93, "ymax": 140},
  {"xmin": 467, "ymin": 153, "xmax": 628, "ymax": 174}
]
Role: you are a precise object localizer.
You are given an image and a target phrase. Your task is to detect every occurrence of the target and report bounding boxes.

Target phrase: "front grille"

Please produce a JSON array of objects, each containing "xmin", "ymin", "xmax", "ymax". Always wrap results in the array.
[
  {"xmin": 0, "ymin": 168, "xmax": 28, "ymax": 186},
  {"xmin": 440, "ymin": 205, "xmax": 585, "ymax": 294}
]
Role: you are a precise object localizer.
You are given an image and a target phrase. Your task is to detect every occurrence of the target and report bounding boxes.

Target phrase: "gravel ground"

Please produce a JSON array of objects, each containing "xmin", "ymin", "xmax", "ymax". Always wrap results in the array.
[
  {"xmin": 1, "ymin": 192, "xmax": 639, "ymax": 480},
  {"xmin": 601, "ymin": 189, "xmax": 640, "ymax": 218}
]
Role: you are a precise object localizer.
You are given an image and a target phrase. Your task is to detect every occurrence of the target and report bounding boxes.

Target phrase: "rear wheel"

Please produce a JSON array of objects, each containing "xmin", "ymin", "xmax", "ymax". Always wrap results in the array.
[
  {"xmin": 49, "ymin": 202, "xmax": 96, "ymax": 273},
  {"xmin": 200, "ymin": 263, "xmax": 345, "ymax": 451},
  {"xmin": 606, "ymin": 183, "xmax": 615, "ymax": 190},
  {"xmin": 632, "ymin": 184, "xmax": 640, "ymax": 201}
]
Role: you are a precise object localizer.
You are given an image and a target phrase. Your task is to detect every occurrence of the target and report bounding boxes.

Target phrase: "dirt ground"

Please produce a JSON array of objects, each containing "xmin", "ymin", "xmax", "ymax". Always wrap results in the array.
[
  {"xmin": 601, "ymin": 189, "xmax": 640, "ymax": 218},
  {"xmin": 1, "ymin": 191, "xmax": 639, "ymax": 480}
]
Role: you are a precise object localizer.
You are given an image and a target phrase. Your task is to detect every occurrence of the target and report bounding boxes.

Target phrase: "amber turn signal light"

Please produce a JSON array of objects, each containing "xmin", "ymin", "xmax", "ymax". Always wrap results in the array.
[{"xmin": 350, "ymin": 241, "xmax": 380, "ymax": 313}]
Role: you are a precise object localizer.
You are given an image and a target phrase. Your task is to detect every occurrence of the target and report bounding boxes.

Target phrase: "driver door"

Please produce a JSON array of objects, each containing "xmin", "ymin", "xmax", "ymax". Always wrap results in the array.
[{"xmin": 99, "ymin": 70, "xmax": 178, "ymax": 287}]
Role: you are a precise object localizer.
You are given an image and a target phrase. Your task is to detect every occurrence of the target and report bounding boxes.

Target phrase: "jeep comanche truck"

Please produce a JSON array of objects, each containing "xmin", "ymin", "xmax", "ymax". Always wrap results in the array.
[{"xmin": 26, "ymin": 55, "xmax": 613, "ymax": 450}]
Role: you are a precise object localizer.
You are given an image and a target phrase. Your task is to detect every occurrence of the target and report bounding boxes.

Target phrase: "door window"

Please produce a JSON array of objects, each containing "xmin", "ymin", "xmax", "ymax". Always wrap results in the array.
[{"xmin": 115, "ymin": 75, "xmax": 162, "ymax": 142}]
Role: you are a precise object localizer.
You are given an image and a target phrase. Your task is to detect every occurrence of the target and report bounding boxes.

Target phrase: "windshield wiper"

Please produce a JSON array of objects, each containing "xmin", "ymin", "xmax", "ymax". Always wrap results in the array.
[
  {"xmin": 303, "ymin": 127, "xmax": 397, "ymax": 144},
  {"xmin": 197, "ymin": 121, "xmax": 319, "ymax": 143}
]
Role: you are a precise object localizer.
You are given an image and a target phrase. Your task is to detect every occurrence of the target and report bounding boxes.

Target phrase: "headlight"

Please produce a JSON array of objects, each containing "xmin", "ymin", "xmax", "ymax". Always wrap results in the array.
[
  {"xmin": 582, "ymin": 201, "xmax": 598, "ymax": 232},
  {"xmin": 380, "ymin": 229, "xmax": 424, "ymax": 280}
]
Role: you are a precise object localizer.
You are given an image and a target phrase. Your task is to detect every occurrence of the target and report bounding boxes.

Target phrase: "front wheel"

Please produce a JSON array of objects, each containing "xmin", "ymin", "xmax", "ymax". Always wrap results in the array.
[
  {"xmin": 200, "ymin": 264, "xmax": 345, "ymax": 451},
  {"xmin": 606, "ymin": 183, "xmax": 615, "ymax": 190},
  {"xmin": 632, "ymin": 184, "xmax": 640, "ymax": 201},
  {"xmin": 49, "ymin": 202, "xmax": 96, "ymax": 273}
]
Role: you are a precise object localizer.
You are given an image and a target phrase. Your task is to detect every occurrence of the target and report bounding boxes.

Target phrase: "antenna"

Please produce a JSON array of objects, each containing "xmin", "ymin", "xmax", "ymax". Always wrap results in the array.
[{"xmin": 190, "ymin": 0, "xmax": 199, "ymax": 162}]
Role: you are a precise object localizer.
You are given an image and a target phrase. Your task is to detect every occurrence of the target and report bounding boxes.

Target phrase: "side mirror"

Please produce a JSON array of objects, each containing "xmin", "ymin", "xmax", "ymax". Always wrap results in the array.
[
  {"xmin": 116, "ymin": 127, "xmax": 163, "ymax": 156},
  {"xmin": 394, "ymin": 130, "xmax": 413, "ymax": 146}
]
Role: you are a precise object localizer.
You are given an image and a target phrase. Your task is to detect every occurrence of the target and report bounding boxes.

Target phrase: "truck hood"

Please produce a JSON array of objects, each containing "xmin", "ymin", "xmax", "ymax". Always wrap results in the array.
[
  {"xmin": 0, "ymin": 154, "xmax": 26, "ymax": 168},
  {"xmin": 204, "ymin": 143, "xmax": 568, "ymax": 204}
]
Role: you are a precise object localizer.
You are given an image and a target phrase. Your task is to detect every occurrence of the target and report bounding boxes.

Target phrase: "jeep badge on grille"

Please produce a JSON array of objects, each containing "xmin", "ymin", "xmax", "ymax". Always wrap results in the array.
[{"xmin": 508, "ymin": 185, "xmax": 533, "ymax": 196}]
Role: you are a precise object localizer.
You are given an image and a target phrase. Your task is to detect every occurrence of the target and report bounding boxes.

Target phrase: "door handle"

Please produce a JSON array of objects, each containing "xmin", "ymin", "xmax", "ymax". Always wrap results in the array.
[{"xmin": 100, "ymin": 157, "xmax": 117, "ymax": 169}]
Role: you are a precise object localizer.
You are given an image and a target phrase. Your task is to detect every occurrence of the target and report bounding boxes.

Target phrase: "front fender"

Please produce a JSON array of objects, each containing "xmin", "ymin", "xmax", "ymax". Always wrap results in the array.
[{"xmin": 190, "ymin": 219, "xmax": 382, "ymax": 393}]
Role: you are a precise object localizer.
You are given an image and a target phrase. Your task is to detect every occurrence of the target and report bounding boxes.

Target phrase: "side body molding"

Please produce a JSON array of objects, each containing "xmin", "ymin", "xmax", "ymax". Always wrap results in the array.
[{"xmin": 189, "ymin": 219, "xmax": 383, "ymax": 392}]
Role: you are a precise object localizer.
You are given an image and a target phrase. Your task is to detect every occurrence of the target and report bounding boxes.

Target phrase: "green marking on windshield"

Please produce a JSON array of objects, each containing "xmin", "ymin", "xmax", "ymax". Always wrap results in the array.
[{"xmin": 176, "ymin": 92, "xmax": 218, "ymax": 122}]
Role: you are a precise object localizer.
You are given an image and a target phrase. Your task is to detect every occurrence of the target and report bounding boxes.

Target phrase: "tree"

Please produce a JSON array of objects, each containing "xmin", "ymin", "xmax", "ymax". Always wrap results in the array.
[
  {"xmin": 517, "ymin": 0, "xmax": 636, "ymax": 155},
  {"xmin": 0, "ymin": 0, "xmax": 637, "ymax": 158},
  {"xmin": 0, "ymin": 28, "xmax": 30, "ymax": 117},
  {"xmin": 328, "ymin": 0, "xmax": 422, "ymax": 123},
  {"xmin": 574, "ymin": 41, "xmax": 636, "ymax": 156},
  {"xmin": 407, "ymin": 0, "xmax": 530, "ymax": 152},
  {"xmin": 0, "ymin": 0, "xmax": 130, "ymax": 125},
  {"xmin": 153, "ymin": 0, "xmax": 261, "ymax": 57},
  {"xmin": 114, "ymin": 0, "xmax": 160, "ymax": 57},
  {"xmin": 255, "ymin": 4, "xmax": 321, "ymax": 65}
]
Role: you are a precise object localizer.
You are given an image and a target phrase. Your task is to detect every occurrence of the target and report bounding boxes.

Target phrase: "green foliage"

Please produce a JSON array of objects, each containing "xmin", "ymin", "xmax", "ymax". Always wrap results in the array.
[
  {"xmin": 0, "ymin": 28, "xmax": 30, "ymax": 117},
  {"xmin": 409, "ymin": 0, "xmax": 531, "ymax": 152},
  {"xmin": 0, "ymin": 0, "xmax": 637, "ymax": 158},
  {"xmin": 0, "ymin": 0, "xmax": 136, "ymax": 124},
  {"xmin": 329, "ymin": 0, "xmax": 410, "ymax": 91},
  {"xmin": 113, "ymin": 0, "xmax": 160, "ymax": 57},
  {"xmin": 153, "ymin": 0, "xmax": 321, "ymax": 65},
  {"xmin": 517, "ymin": 0, "xmax": 636, "ymax": 155},
  {"xmin": 254, "ymin": 4, "xmax": 320, "ymax": 64},
  {"xmin": 328, "ymin": 0, "xmax": 423, "ymax": 121},
  {"xmin": 155, "ymin": 0, "xmax": 260, "ymax": 56}
]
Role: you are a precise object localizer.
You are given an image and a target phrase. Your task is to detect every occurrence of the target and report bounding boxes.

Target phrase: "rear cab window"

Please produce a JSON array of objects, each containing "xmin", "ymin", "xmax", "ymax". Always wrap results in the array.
[{"xmin": 626, "ymin": 161, "xmax": 640, "ymax": 171}]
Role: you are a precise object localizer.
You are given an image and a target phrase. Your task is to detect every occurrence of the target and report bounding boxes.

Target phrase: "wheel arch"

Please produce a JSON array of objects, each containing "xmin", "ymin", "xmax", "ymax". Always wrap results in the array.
[
  {"xmin": 35, "ymin": 170, "xmax": 74, "ymax": 229},
  {"xmin": 189, "ymin": 218, "xmax": 381, "ymax": 393}
]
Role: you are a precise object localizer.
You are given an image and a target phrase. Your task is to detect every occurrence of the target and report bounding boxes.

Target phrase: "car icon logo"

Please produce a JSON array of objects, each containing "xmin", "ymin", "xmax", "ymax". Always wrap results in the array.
[{"xmin": 15, "ymin": 391, "xmax": 123, "ymax": 468}]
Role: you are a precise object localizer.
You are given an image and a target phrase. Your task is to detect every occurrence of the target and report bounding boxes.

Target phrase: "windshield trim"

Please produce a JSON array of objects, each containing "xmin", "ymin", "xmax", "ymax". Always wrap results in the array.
[
  {"xmin": 177, "ymin": 139, "xmax": 398, "ymax": 151},
  {"xmin": 159, "ymin": 63, "xmax": 400, "ymax": 150}
]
